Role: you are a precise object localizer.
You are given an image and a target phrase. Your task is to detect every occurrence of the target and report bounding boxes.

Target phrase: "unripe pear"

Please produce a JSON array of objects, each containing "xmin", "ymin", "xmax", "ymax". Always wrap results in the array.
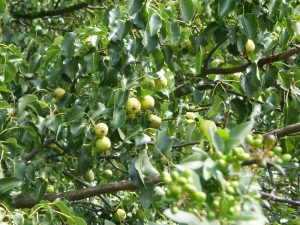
[
  {"xmin": 103, "ymin": 169, "xmax": 113, "ymax": 179},
  {"xmin": 53, "ymin": 87, "xmax": 65, "ymax": 99},
  {"xmin": 185, "ymin": 112, "xmax": 196, "ymax": 120},
  {"xmin": 149, "ymin": 114, "xmax": 162, "ymax": 129},
  {"xmin": 141, "ymin": 77, "xmax": 155, "ymax": 89},
  {"xmin": 83, "ymin": 169, "xmax": 95, "ymax": 183},
  {"xmin": 46, "ymin": 185, "xmax": 55, "ymax": 193},
  {"xmin": 184, "ymin": 40, "xmax": 196, "ymax": 54},
  {"xmin": 232, "ymin": 72, "xmax": 242, "ymax": 81},
  {"xmin": 155, "ymin": 75, "xmax": 168, "ymax": 87},
  {"xmin": 95, "ymin": 137, "xmax": 111, "ymax": 152},
  {"xmin": 114, "ymin": 209, "xmax": 126, "ymax": 222},
  {"xmin": 141, "ymin": 95, "xmax": 155, "ymax": 110},
  {"xmin": 125, "ymin": 97, "xmax": 141, "ymax": 114},
  {"xmin": 95, "ymin": 123, "xmax": 108, "ymax": 137},
  {"xmin": 245, "ymin": 39, "xmax": 255, "ymax": 54}
]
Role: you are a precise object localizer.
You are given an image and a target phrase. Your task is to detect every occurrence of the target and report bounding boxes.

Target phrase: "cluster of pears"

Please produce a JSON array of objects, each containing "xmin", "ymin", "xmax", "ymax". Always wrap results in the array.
[
  {"xmin": 161, "ymin": 170, "xmax": 206, "ymax": 214},
  {"xmin": 246, "ymin": 134, "xmax": 292, "ymax": 165},
  {"xmin": 125, "ymin": 76, "xmax": 165, "ymax": 129},
  {"xmin": 95, "ymin": 122, "xmax": 111, "ymax": 153}
]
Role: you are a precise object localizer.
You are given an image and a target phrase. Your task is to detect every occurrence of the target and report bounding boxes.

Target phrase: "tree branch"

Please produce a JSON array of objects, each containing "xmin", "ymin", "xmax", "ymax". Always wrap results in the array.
[
  {"xmin": 174, "ymin": 47, "xmax": 300, "ymax": 97},
  {"xmin": 206, "ymin": 47, "xmax": 300, "ymax": 75},
  {"xmin": 264, "ymin": 123, "xmax": 300, "ymax": 138},
  {"xmin": 261, "ymin": 192, "xmax": 300, "ymax": 207},
  {"xmin": 15, "ymin": 176, "xmax": 162, "ymax": 208},
  {"xmin": 12, "ymin": 3, "xmax": 89, "ymax": 19}
]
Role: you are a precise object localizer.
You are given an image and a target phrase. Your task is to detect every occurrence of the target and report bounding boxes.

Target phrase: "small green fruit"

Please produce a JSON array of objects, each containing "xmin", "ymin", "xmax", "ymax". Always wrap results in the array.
[
  {"xmin": 161, "ymin": 171, "xmax": 172, "ymax": 184},
  {"xmin": 46, "ymin": 185, "xmax": 55, "ymax": 193},
  {"xmin": 253, "ymin": 138, "xmax": 263, "ymax": 148},
  {"xmin": 272, "ymin": 146, "xmax": 282, "ymax": 155},
  {"xmin": 141, "ymin": 95, "xmax": 155, "ymax": 110},
  {"xmin": 149, "ymin": 114, "xmax": 162, "ymax": 129},
  {"xmin": 207, "ymin": 211, "xmax": 216, "ymax": 219},
  {"xmin": 171, "ymin": 206, "xmax": 178, "ymax": 214},
  {"xmin": 185, "ymin": 112, "xmax": 196, "ymax": 120},
  {"xmin": 246, "ymin": 134, "xmax": 254, "ymax": 146},
  {"xmin": 114, "ymin": 209, "xmax": 126, "ymax": 222},
  {"xmin": 103, "ymin": 169, "xmax": 113, "ymax": 179},
  {"xmin": 194, "ymin": 191, "xmax": 206, "ymax": 201},
  {"xmin": 155, "ymin": 75, "xmax": 168, "ymax": 88},
  {"xmin": 274, "ymin": 157, "xmax": 283, "ymax": 164},
  {"xmin": 217, "ymin": 159, "xmax": 227, "ymax": 169},
  {"xmin": 281, "ymin": 154, "xmax": 292, "ymax": 163},
  {"xmin": 53, "ymin": 88, "xmax": 65, "ymax": 99},
  {"xmin": 95, "ymin": 137, "xmax": 111, "ymax": 152},
  {"xmin": 83, "ymin": 169, "xmax": 95, "ymax": 183},
  {"xmin": 170, "ymin": 186, "xmax": 182, "ymax": 199},
  {"xmin": 125, "ymin": 97, "xmax": 141, "ymax": 114},
  {"xmin": 184, "ymin": 40, "xmax": 196, "ymax": 54},
  {"xmin": 245, "ymin": 39, "xmax": 255, "ymax": 54},
  {"xmin": 135, "ymin": 209, "xmax": 145, "ymax": 220},
  {"xmin": 232, "ymin": 72, "xmax": 242, "ymax": 81},
  {"xmin": 141, "ymin": 77, "xmax": 155, "ymax": 89},
  {"xmin": 95, "ymin": 123, "xmax": 108, "ymax": 137},
  {"xmin": 170, "ymin": 171, "xmax": 180, "ymax": 180}
]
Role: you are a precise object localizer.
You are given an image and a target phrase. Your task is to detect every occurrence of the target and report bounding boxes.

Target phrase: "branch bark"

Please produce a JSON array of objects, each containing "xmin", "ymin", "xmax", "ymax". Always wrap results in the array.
[
  {"xmin": 15, "ymin": 176, "xmax": 162, "ymax": 208},
  {"xmin": 264, "ymin": 123, "xmax": 300, "ymax": 138},
  {"xmin": 261, "ymin": 192, "xmax": 300, "ymax": 207},
  {"xmin": 12, "ymin": 3, "xmax": 89, "ymax": 19},
  {"xmin": 174, "ymin": 47, "xmax": 300, "ymax": 97},
  {"xmin": 206, "ymin": 47, "xmax": 300, "ymax": 75}
]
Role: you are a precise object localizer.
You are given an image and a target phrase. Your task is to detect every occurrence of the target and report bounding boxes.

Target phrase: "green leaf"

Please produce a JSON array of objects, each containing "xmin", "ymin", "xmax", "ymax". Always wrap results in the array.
[
  {"xmin": 207, "ymin": 96, "xmax": 223, "ymax": 118},
  {"xmin": 111, "ymin": 108, "xmax": 126, "ymax": 129},
  {"xmin": 84, "ymin": 52, "xmax": 100, "ymax": 74},
  {"xmin": 139, "ymin": 184, "xmax": 154, "ymax": 208},
  {"xmin": 0, "ymin": 177, "xmax": 21, "ymax": 194},
  {"xmin": 135, "ymin": 149, "xmax": 159, "ymax": 181},
  {"xmin": 164, "ymin": 209, "xmax": 202, "ymax": 224},
  {"xmin": 202, "ymin": 157, "xmax": 216, "ymax": 180},
  {"xmin": 142, "ymin": 31, "xmax": 159, "ymax": 52},
  {"xmin": 0, "ymin": 84, "xmax": 12, "ymax": 93},
  {"xmin": 3, "ymin": 61, "xmax": 17, "ymax": 83},
  {"xmin": 180, "ymin": 0, "xmax": 195, "ymax": 22},
  {"xmin": 238, "ymin": 14, "xmax": 258, "ymax": 38},
  {"xmin": 18, "ymin": 94, "xmax": 37, "ymax": 114},
  {"xmin": 33, "ymin": 179, "xmax": 47, "ymax": 202},
  {"xmin": 70, "ymin": 122, "xmax": 86, "ymax": 136},
  {"xmin": 127, "ymin": 0, "xmax": 143, "ymax": 15},
  {"xmin": 104, "ymin": 220, "xmax": 116, "ymax": 225},
  {"xmin": 0, "ymin": 100, "xmax": 10, "ymax": 109},
  {"xmin": 149, "ymin": 14, "xmax": 162, "ymax": 36},
  {"xmin": 156, "ymin": 131, "xmax": 172, "ymax": 152},
  {"xmin": 129, "ymin": 160, "xmax": 143, "ymax": 187},
  {"xmin": 262, "ymin": 65, "xmax": 278, "ymax": 88},
  {"xmin": 241, "ymin": 63, "xmax": 261, "ymax": 98},
  {"xmin": 124, "ymin": 124, "xmax": 143, "ymax": 141},
  {"xmin": 170, "ymin": 20, "xmax": 181, "ymax": 42},
  {"xmin": 65, "ymin": 106, "xmax": 85, "ymax": 123},
  {"xmin": 225, "ymin": 121, "xmax": 254, "ymax": 151},
  {"xmin": 62, "ymin": 58, "xmax": 79, "ymax": 80},
  {"xmin": 0, "ymin": 0, "xmax": 6, "ymax": 14},
  {"xmin": 61, "ymin": 32, "xmax": 76, "ymax": 58},
  {"xmin": 218, "ymin": 0, "xmax": 236, "ymax": 18}
]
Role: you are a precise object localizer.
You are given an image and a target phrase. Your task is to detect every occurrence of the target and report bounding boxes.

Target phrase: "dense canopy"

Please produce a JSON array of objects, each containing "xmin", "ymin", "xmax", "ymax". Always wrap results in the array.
[{"xmin": 0, "ymin": 0, "xmax": 300, "ymax": 224}]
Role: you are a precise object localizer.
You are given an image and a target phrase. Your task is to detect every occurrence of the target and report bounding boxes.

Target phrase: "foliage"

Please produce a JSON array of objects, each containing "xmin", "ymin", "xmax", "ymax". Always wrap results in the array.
[{"xmin": 0, "ymin": 0, "xmax": 300, "ymax": 224}]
